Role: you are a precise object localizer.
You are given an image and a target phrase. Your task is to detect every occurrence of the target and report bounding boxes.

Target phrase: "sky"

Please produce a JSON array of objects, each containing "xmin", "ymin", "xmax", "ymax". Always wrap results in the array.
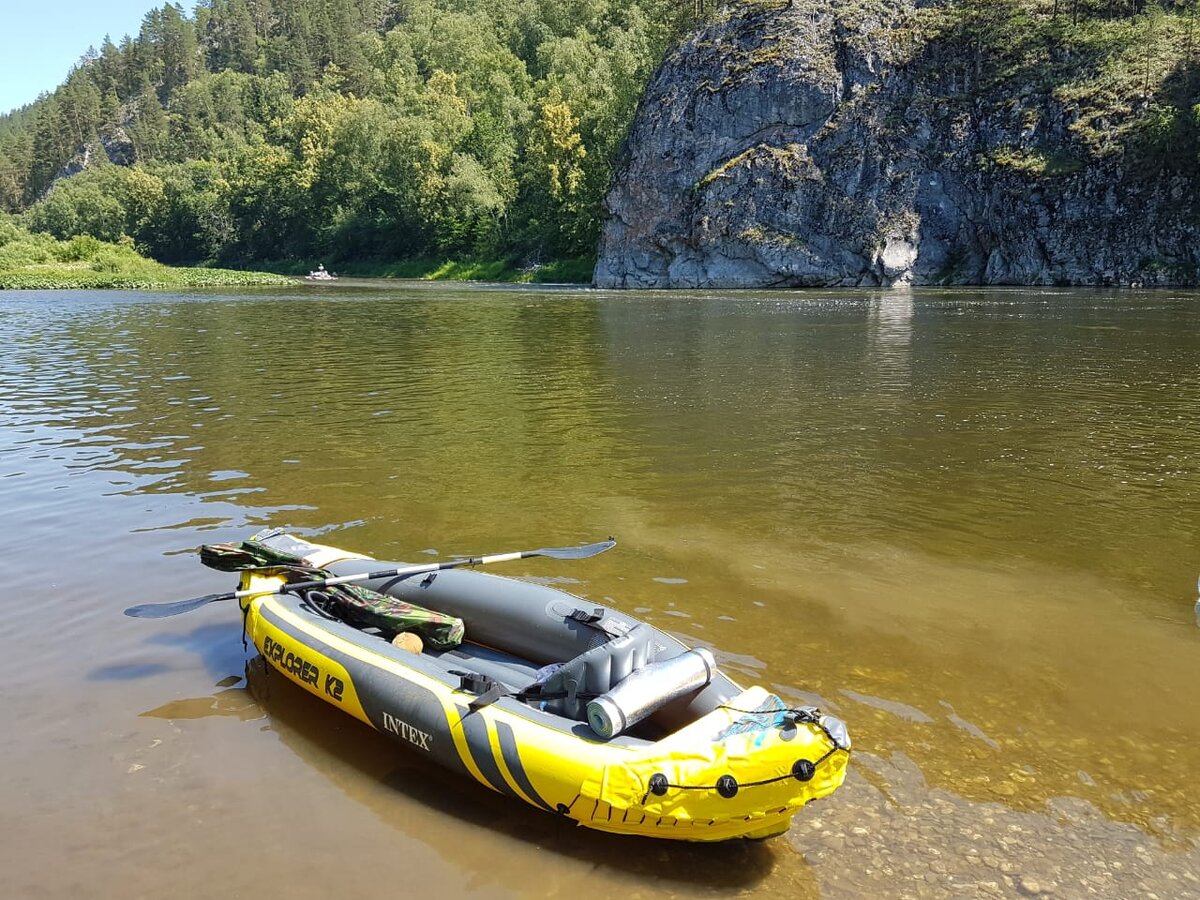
[{"xmin": 0, "ymin": 0, "xmax": 163, "ymax": 116}]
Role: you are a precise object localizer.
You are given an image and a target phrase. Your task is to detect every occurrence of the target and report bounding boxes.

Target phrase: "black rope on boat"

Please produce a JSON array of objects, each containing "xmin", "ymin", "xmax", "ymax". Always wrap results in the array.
[
  {"xmin": 718, "ymin": 704, "xmax": 820, "ymax": 724},
  {"xmin": 240, "ymin": 600, "xmax": 251, "ymax": 653},
  {"xmin": 638, "ymin": 747, "xmax": 841, "ymax": 804}
]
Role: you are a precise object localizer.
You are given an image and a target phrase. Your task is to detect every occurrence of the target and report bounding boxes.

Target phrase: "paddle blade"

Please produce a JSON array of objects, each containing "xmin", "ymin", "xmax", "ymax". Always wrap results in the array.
[
  {"xmin": 535, "ymin": 539, "xmax": 616, "ymax": 560},
  {"xmin": 124, "ymin": 592, "xmax": 231, "ymax": 618}
]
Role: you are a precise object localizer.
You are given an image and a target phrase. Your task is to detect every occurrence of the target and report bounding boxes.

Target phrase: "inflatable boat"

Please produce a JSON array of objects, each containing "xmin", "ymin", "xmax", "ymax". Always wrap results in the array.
[{"xmin": 206, "ymin": 532, "xmax": 849, "ymax": 840}]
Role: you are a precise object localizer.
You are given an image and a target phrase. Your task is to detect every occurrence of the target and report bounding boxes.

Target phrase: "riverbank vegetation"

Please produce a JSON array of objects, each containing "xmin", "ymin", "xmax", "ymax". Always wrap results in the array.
[
  {"xmin": 0, "ymin": 215, "xmax": 287, "ymax": 288},
  {"xmin": 0, "ymin": 0, "xmax": 1195, "ymax": 282}
]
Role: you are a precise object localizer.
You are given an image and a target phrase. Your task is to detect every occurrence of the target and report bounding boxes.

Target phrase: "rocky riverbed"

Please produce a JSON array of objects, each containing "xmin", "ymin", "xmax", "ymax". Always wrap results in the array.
[{"xmin": 793, "ymin": 755, "xmax": 1200, "ymax": 899}]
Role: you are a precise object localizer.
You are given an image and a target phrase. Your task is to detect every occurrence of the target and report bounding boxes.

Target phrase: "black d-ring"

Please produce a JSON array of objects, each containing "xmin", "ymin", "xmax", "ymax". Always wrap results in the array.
[{"xmin": 792, "ymin": 759, "xmax": 816, "ymax": 782}]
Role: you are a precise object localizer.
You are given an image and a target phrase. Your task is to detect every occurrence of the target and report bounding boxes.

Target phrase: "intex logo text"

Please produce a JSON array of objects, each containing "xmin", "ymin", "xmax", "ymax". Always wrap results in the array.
[{"xmin": 382, "ymin": 711, "xmax": 432, "ymax": 751}]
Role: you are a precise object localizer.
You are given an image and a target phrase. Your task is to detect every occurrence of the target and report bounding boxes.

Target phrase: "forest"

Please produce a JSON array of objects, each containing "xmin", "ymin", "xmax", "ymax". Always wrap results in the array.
[
  {"xmin": 0, "ymin": 0, "xmax": 703, "ymax": 270},
  {"xmin": 0, "ymin": 0, "xmax": 1195, "ymax": 273}
]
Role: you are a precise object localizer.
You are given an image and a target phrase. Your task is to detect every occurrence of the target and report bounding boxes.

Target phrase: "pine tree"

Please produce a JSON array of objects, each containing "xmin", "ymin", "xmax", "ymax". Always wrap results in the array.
[
  {"xmin": 159, "ymin": 4, "xmax": 201, "ymax": 102},
  {"xmin": 94, "ymin": 36, "xmax": 123, "ymax": 97},
  {"xmin": 28, "ymin": 98, "xmax": 72, "ymax": 200},
  {"xmin": 58, "ymin": 75, "xmax": 103, "ymax": 148},
  {"xmin": 129, "ymin": 87, "xmax": 170, "ymax": 160}
]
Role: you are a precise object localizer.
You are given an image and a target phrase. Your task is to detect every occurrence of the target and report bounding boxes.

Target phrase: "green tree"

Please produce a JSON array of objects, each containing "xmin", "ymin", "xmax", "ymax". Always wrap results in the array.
[
  {"xmin": 93, "ymin": 36, "xmax": 124, "ymax": 97},
  {"xmin": 147, "ymin": 160, "xmax": 233, "ymax": 260},
  {"xmin": 520, "ymin": 91, "xmax": 588, "ymax": 254},
  {"xmin": 26, "ymin": 178, "xmax": 124, "ymax": 242},
  {"xmin": 58, "ymin": 74, "xmax": 104, "ymax": 149},
  {"xmin": 25, "ymin": 164, "xmax": 164, "ymax": 244},
  {"xmin": 28, "ymin": 99, "xmax": 73, "ymax": 199},
  {"xmin": 205, "ymin": 0, "xmax": 259, "ymax": 73},
  {"xmin": 129, "ymin": 87, "xmax": 170, "ymax": 160}
]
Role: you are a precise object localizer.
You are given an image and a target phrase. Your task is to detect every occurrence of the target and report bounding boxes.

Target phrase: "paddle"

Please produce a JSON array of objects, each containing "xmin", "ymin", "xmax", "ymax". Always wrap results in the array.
[{"xmin": 124, "ymin": 538, "xmax": 616, "ymax": 619}]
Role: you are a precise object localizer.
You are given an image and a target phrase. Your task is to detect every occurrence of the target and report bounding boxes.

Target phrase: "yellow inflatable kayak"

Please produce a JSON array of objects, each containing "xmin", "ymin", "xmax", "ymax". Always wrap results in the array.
[{"xmin": 229, "ymin": 532, "xmax": 850, "ymax": 841}]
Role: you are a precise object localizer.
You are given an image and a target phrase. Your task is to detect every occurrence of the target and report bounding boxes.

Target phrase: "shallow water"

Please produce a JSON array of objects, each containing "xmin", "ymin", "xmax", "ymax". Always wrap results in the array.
[{"xmin": 1, "ymin": 282, "xmax": 1198, "ymax": 898}]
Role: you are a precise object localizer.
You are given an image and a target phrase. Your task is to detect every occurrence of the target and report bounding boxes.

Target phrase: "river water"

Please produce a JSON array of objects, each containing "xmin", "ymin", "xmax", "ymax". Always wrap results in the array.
[{"xmin": 1, "ymin": 282, "xmax": 1198, "ymax": 898}]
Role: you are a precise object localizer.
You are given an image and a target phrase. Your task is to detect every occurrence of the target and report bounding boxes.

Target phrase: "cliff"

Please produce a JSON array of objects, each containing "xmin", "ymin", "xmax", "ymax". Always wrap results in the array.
[{"xmin": 595, "ymin": 1, "xmax": 1200, "ymax": 288}]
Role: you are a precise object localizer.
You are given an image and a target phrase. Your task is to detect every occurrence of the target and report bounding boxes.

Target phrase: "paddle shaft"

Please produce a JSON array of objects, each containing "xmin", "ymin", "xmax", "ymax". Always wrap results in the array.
[
  {"xmin": 230, "ymin": 550, "xmax": 540, "ymax": 601},
  {"xmin": 124, "ymin": 539, "xmax": 614, "ymax": 617}
]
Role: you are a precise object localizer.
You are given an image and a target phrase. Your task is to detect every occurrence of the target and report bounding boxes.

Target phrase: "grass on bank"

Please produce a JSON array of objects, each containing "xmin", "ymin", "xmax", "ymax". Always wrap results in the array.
[
  {"xmin": 260, "ymin": 256, "xmax": 596, "ymax": 284},
  {"xmin": 0, "ymin": 220, "xmax": 289, "ymax": 290}
]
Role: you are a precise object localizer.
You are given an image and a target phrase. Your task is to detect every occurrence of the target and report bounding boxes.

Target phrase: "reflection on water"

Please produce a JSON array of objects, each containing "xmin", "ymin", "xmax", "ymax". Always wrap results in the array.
[
  {"xmin": 868, "ymin": 293, "xmax": 913, "ymax": 389},
  {"xmin": 1, "ymin": 284, "xmax": 1199, "ymax": 898},
  {"xmin": 142, "ymin": 685, "xmax": 264, "ymax": 721}
]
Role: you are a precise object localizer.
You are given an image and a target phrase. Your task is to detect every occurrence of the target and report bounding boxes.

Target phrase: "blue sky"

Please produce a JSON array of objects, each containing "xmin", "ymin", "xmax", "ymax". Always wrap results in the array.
[{"xmin": 0, "ymin": 0, "xmax": 163, "ymax": 115}]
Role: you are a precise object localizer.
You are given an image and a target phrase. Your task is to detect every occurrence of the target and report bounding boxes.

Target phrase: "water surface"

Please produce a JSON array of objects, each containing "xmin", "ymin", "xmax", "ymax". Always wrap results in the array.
[{"xmin": 1, "ymin": 282, "xmax": 1198, "ymax": 898}]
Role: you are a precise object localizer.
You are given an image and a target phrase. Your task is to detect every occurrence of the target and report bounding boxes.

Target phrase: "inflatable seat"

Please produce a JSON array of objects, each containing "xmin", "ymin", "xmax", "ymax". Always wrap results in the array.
[{"xmin": 540, "ymin": 623, "xmax": 659, "ymax": 720}]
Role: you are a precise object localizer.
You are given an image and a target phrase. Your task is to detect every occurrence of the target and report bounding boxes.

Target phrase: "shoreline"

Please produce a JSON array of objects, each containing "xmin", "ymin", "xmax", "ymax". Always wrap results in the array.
[
  {"xmin": 251, "ymin": 256, "xmax": 596, "ymax": 285},
  {"xmin": 0, "ymin": 258, "xmax": 596, "ymax": 291},
  {"xmin": 4, "ymin": 259, "xmax": 1192, "ymax": 293}
]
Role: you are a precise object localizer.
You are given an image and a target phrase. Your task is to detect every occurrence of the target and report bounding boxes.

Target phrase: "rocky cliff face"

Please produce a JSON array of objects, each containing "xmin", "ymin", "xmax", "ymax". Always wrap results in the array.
[{"xmin": 595, "ymin": 1, "xmax": 1199, "ymax": 288}]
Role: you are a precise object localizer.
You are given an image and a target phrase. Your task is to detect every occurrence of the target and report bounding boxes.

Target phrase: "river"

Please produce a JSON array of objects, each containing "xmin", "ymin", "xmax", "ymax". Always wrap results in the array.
[{"xmin": 1, "ymin": 282, "xmax": 1198, "ymax": 898}]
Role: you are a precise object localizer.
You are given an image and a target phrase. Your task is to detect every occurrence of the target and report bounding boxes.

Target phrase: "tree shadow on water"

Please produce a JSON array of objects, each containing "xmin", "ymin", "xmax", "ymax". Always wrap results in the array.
[
  {"xmin": 144, "ymin": 620, "xmax": 249, "ymax": 679},
  {"xmin": 89, "ymin": 661, "xmax": 174, "ymax": 681},
  {"xmin": 88, "ymin": 621, "xmax": 249, "ymax": 683},
  {"xmin": 212, "ymin": 657, "xmax": 792, "ymax": 894}
]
